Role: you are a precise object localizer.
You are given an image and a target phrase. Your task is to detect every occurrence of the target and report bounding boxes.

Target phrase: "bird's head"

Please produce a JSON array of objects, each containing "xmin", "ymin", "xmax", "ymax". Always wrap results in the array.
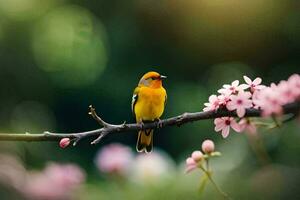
[{"xmin": 138, "ymin": 71, "xmax": 167, "ymax": 88}]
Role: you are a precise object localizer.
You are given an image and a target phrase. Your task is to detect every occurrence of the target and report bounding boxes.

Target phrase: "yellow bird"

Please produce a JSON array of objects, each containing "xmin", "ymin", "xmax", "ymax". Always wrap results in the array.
[{"xmin": 132, "ymin": 71, "xmax": 167, "ymax": 153}]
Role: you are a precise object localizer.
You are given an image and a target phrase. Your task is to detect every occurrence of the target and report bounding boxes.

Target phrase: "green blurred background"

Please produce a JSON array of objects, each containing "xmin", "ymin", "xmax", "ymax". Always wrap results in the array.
[{"xmin": 0, "ymin": 0, "xmax": 299, "ymax": 199}]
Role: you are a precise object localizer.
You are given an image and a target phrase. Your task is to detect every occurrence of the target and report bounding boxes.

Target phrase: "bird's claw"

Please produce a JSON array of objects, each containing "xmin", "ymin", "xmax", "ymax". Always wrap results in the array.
[
  {"xmin": 138, "ymin": 121, "xmax": 145, "ymax": 130},
  {"xmin": 156, "ymin": 119, "xmax": 163, "ymax": 129}
]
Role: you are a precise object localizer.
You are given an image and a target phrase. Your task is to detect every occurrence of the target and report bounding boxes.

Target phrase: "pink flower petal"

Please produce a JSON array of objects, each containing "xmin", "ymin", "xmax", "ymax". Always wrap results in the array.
[
  {"xmin": 186, "ymin": 157, "xmax": 196, "ymax": 165},
  {"xmin": 243, "ymin": 76, "xmax": 252, "ymax": 85},
  {"xmin": 223, "ymin": 84, "xmax": 231, "ymax": 89},
  {"xmin": 239, "ymin": 84, "xmax": 249, "ymax": 90},
  {"xmin": 243, "ymin": 100, "xmax": 253, "ymax": 108},
  {"xmin": 203, "ymin": 107, "xmax": 211, "ymax": 112},
  {"xmin": 214, "ymin": 118, "xmax": 223, "ymax": 125},
  {"xmin": 256, "ymin": 85, "xmax": 266, "ymax": 90},
  {"xmin": 237, "ymin": 107, "xmax": 246, "ymax": 118},
  {"xmin": 229, "ymin": 95, "xmax": 237, "ymax": 101},
  {"xmin": 253, "ymin": 77, "xmax": 262, "ymax": 85},
  {"xmin": 218, "ymin": 88, "xmax": 230, "ymax": 95},
  {"xmin": 232, "ymin": 80, "xmax": 239, "ymax": 87},
  {"xmin": 244, "ymin": 91, "xmax": 252, "ymax": 99},
  {"xmin": 221, "ymin": 126, "xmax": 230, "ymax": 138},
  {"xmin": 209, "ymin": 95, "xmax": 217, "ymax": 102},
  {"xmin": 204, "ymin": 103, "xmax": 211, "ymax": 106},
  {"xmin": 191, "ymin": 151, "xmax": 203, "ymax": 162},
  {"xmin": 231, "ymin": 120, "xmax": 241, "ymax": 132},
  {"xmin": 226, "ymin": 101, "xmax": 236, "ymax": 111},
  {"xmin": 185, "ymin": 164, "xmax": 197, "ymax": 173},
  {"xmin": 215, "ymin": 123, "xmax": 225, "ymax": 132},
  {"xmin": 215, "ymin": 120, "xmax": 225, "ymax": 127}
]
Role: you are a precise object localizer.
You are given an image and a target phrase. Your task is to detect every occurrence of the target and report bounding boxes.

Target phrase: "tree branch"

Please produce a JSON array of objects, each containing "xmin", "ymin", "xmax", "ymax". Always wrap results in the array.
[{"xmin": 0, "ymin": 101, "xmax": 299, "ymax": 145}]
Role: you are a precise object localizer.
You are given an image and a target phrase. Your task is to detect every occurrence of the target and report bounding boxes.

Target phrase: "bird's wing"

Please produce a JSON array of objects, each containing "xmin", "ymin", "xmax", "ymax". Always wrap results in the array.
[{"xmin": 131, "ymin": 86, "xmax": 139, "ymax": 120}]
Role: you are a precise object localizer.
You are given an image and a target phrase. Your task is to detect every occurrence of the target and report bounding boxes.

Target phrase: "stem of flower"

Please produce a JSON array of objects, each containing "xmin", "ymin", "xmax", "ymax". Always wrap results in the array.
[
  {"xmin": 199, "ymin": 166, "xmax": 232, "ymax": 200},
  {"xmin": 206, "ymin": 159, "xmax": 210, "ymax": 171}
]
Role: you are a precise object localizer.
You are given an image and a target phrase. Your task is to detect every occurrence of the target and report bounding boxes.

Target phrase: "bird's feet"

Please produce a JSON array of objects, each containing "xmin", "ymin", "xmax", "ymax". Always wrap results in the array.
[
  {"xmin": 155, "ymin": 118, "xmax": 163, "ymax": 129},
  {"xmin": 138, "ymin": 121, "xmax": 145, "ymax": 130}
]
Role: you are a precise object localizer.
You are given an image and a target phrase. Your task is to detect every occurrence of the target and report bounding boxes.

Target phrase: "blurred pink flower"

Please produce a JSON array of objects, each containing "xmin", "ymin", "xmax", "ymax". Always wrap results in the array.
[
  {"xmin": 241, "ymin": 76, "xmax": 266, "ymax": 93},
  {"xmin": 0, "ymin": 154, "xmax": 27, "ymax": 191},
  {"xmin": 253, "ymin": 74, "xmax": 300, "ymax": 117},
  {"xmin": 191, "ymin": 150, "xmax": 203, "ymax": 162},
  {"xmin": 95, "ymin": 143, "xmax": 134, "ymax": 176},
  {"xmin": 226, "ymin": 91, "xmax": 253, "ymax": 117},
  {"xmin": 255, "ymin": 87, "xmax": 283, "ymax": 116},
  {"xmin": 252, "ymin": 90, "xmax": 262, "ymax": 109},
  {"xmin": 185, "ymin": 150, "xmax": 206, "ymax": 173},
  {"xmin": 218, "ymin": 80, "xmax": 248, "ymax": 95},
  {"xmin": 185, "ymin": 157, "xmax": 198, "ymax": 173},
  {"xmin": 203, "ymin": 95, "xmax": 220, "ymax": 111},
  {"xmin": 23, "ymin": 163, "xmax": 85, "ymax": 200},
  {"xmin": 59, "ymin": 138, "xmax": 70, "ymax": 148},
  {"xmin": 201, "ymin": 140, "xmax": 215, "ymax": 154},
  {"xmin": 277, "ymin": 80, "xmax": 297, "ymax": 104},
  {"xmin": 287, "ymin": 74, "xmax": 300, "ymax": 98},
  {"xmin": 239, "ymin": 118, "xmax": 257, "ymax": 134},
  {"xmin": 214, "ymin": 117, "xmax": 241, "ymax": 138}
]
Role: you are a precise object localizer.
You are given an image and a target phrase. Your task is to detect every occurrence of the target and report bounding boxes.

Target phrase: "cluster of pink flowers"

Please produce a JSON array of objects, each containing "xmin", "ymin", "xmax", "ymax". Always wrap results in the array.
[
  {"xmin": 186, "ymin": 139, "xmax": 215, "ymax": 173},
  {"xmin": 186, "ymin": 140, "xmax": 215, "ymax": 173},
  {"xmin": 203, "ymin": 74, "xmax": 300, "ymax": 138}
]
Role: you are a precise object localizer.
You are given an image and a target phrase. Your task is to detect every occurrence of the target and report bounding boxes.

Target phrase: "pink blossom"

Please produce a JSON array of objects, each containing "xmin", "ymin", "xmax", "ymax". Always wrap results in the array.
[
  {"xmin": 23, "ymin": 163, "xmax": 85, "ymax": 200},
  {"xmin": 252, "ymin": 90, "xmax": 261, "ymax": 109},
  {"xmin": 218, "ymin": 80, "xmax": 248, "ymax": 95},
  {"xmin": 201, "ymin": 140, "xmax": 215, "ymax": 153},
  {"xmin": 203, "ymin": 95, "xmax": 220, "ymax": 111},
  {"xmin": 239, "ymin": 118, "xmax": 257, "ymax": 134},
  {"xmin": 256, "ymin": 87, "xmax": 283, "ymax": 116},
  {"xmin": 241, "ymin": 76, "xmax": 266, "ymax": 93},
  {"xmin": 59, "ymin": 138, "xmax": 70, "ymax": 148},
  {"xmin": 185, "ymin": 157, "xmax": 197, "ymax": 173},
  {"xmin": 287, "ymin": 74, "xmax": 300, "ymax": 98},
  {"xmin": 214, "ymin": 117, "xmax": 241, "ymax": 138},
  {"xmin": 226, "ymin": 91, "xmax": 253, "ymax": 117},
  {"xmin": 191, "ymin": 150, "xmax": 203, "ymax": 162},
  {"xmin": 185, "ymin": 151, "xmax": 204, "ymax": 173},
  {"xmin": 277, "ymin": 80, "xmax": 295, "ymax": 104},
  {"xmin": 95, "ymin": 143, "xmax": 134, "ymax": 176}
]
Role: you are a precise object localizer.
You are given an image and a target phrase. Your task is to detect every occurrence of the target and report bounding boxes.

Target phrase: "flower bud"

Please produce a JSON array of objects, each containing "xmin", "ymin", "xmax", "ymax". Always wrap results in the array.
[
  {"xmin": 59, "ymin": 138, "xmax": 70, "ymax": 148},
  {"xmin": 202, "ymin": 139, "xmax": 215, "ymax": 154},
  {"xmin": 186, "ymin": 157, "xmax": 196, "ymax": 165},
  {"xmin": 191, "ymin": 151, "xmax": 203, "ymax": 162}
]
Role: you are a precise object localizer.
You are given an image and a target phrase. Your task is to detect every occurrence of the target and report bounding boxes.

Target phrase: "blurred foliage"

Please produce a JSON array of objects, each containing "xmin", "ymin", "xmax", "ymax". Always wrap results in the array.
[{"xmin": 0, "ymin": 0, "xmax": 300, "ymax": 199}]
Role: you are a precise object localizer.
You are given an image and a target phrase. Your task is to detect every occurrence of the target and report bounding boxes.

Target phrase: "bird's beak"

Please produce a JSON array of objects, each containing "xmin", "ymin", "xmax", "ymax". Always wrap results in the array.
[{"xmin": 160, "ymin": 75, "xmax": 167, "ymax": 80}]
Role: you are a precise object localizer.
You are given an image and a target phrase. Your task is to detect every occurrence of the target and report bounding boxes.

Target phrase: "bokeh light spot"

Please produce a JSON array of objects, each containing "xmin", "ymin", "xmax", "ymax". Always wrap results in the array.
[
  {"xmin": 10, "ymin": 101, "xmax": 56, "ymax": 133},
  {"xmin": 32, "ymin": 5, "xmax": 108, "ymax": 88},
  {"xmin": 0, "ymin": 0, "xmax": 56, "ymax": 21}
]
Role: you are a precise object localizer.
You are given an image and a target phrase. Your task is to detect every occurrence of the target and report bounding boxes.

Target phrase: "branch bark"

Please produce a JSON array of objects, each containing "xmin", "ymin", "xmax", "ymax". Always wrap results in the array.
[{"xmin": 0, "ymin": 102, "xmax": 299, "ymax": 145}]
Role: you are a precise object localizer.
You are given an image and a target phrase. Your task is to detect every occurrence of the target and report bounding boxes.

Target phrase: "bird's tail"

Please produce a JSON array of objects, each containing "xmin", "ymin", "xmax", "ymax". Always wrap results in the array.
[{"xmin": 136, "ymin": 129, "xmax": 153, "ymax": 153}]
